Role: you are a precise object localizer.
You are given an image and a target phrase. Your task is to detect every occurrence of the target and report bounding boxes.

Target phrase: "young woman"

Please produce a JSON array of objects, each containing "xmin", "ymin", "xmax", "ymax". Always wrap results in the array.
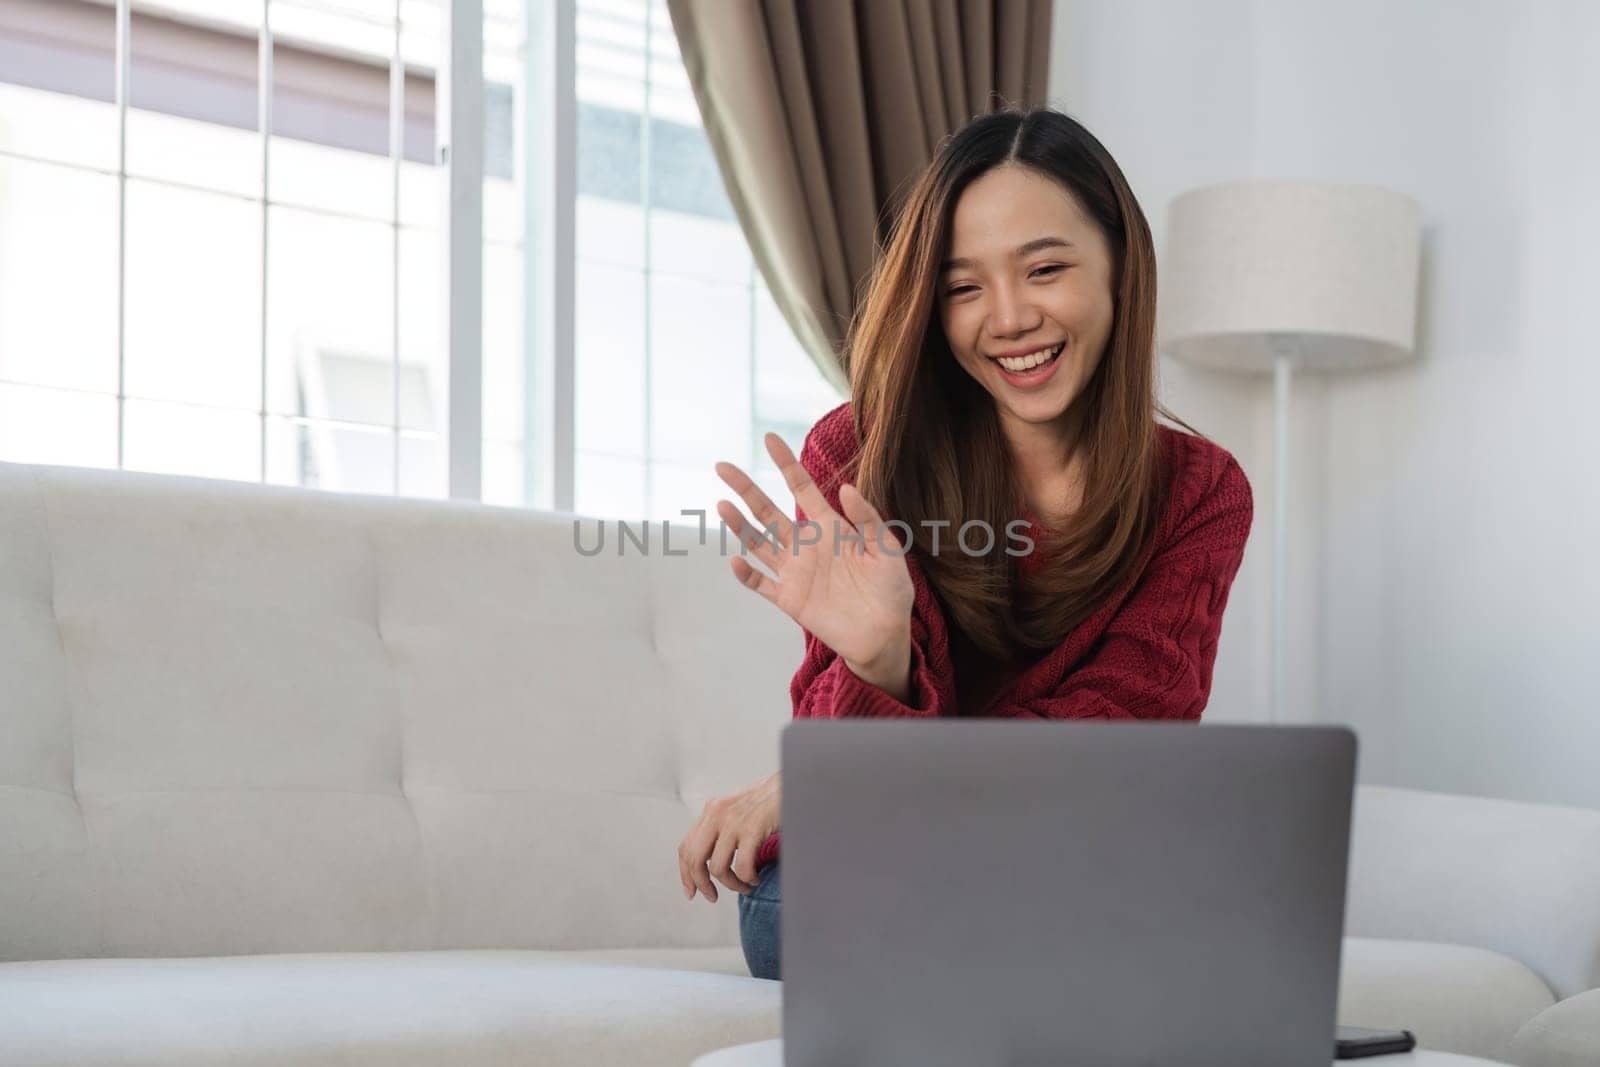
[{"xmin": 676, "ymin": 106, "xmax": 1254, "ymax": 982}]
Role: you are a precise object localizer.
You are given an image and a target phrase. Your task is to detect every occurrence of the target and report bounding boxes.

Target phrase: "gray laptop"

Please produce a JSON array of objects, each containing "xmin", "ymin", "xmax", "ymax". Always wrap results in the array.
[{"xmin": 780, "ymin": 720, "xmax": 1357, "ymax": 1067}]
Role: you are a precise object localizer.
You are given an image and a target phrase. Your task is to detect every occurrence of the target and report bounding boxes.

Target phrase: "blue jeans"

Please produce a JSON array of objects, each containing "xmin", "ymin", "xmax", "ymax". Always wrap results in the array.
[{"xmin": 738, "ymin": 861, "xmax": 782, "ymax": 980}]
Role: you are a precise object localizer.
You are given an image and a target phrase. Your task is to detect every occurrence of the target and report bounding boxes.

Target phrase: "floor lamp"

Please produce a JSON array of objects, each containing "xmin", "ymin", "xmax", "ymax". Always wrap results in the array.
[{"xmin": 1159, "ymin": 180, "xmax": 1422, "ymax": 723}]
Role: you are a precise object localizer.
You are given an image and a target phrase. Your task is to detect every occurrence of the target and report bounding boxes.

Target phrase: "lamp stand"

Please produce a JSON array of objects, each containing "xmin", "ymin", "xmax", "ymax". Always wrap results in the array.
[{"xmin": 1270, "ymin": 343, "xmax": 1295, "ymax": 725}]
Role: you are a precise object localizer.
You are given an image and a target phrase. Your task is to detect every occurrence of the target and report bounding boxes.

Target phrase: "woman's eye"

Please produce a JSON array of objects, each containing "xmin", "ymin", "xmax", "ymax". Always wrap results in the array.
[{"xmin": 948, "ymin": 266, "xmax": 1061, "ymax": 296}]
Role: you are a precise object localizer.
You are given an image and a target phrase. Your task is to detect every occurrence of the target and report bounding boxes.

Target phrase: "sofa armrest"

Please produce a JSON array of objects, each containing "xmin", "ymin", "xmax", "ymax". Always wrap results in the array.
[
  {"xmin": 1508, "ymin": 989, "xmax": 1600, "ymax": 1067},
  {"xmin": 1345, "ymin": 785, "xmax": 1600, "ymax": 1000}
]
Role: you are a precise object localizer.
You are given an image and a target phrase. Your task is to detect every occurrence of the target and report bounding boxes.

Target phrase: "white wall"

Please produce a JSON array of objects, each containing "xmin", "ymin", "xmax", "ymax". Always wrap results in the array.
[{"xmin": 1049, "ymin": 0, "xmax": 1600, "ymax": 810}]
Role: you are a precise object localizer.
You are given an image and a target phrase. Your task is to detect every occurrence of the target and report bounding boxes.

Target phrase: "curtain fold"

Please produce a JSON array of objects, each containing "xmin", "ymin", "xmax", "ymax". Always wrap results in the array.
[{"xmin": 666, "ymin": 0, "xmax": 1054, "ymax": 390}]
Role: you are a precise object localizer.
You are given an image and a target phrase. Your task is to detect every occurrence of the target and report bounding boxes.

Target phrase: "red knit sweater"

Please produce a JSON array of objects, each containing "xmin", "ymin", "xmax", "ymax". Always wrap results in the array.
[{"xmin": 753, "ymin": 402, "xmax": 1254, "ymax": 869}]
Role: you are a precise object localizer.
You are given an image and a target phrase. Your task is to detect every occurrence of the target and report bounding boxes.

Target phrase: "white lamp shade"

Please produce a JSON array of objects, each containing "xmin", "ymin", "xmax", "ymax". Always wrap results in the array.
[{"xmin": 1159, "ymin": 179, "xmax": 1423, "ymax": 373}]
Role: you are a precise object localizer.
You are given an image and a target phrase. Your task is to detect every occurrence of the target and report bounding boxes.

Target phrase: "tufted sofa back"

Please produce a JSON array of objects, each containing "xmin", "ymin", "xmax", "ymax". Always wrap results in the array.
[{"xmin": 0, "ymin": 462, "xmax": 796, "ymax": 962}]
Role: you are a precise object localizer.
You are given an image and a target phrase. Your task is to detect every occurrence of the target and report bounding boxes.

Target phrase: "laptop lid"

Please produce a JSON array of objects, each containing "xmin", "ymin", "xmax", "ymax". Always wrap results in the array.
[{"xmin": 780, "ymin": 720, "xmax": 1356, "ymax": 1067}]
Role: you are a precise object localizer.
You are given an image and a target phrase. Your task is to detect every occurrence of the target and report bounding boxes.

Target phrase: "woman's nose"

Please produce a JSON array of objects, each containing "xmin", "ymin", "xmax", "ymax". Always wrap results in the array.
[{"xmin": 988, "ymin": 284, "xmax": 1041, "ymax": 336}]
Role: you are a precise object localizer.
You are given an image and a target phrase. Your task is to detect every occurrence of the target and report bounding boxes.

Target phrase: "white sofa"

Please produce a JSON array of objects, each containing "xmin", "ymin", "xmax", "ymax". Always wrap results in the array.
[{"xmin": 1, "ymin": 461, "xmax": 1597, "ymax": 1066}]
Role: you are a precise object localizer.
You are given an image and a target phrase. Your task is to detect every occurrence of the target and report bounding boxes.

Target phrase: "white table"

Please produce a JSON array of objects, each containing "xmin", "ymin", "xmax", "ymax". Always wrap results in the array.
[{"xmin": 692, "ymin": 1039, "xmax": 1508, "ymax": 1066}]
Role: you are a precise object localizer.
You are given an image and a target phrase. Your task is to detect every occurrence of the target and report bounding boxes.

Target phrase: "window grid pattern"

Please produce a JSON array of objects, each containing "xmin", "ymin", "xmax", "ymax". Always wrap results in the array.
[
  {"xmin": 0, "ymin": 0, "xmax": 444, "ymax": 496},
  {"xmin": 0, "ymin": 0, "xmax": 839, "ymax": 510},
  {"xmin": 571, "ymin": 0, "xmax": 840, "ymax": 520}
]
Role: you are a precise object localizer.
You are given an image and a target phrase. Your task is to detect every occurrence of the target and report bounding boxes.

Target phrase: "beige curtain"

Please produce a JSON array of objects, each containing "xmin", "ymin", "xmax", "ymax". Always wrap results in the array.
[{"xmin": 665, "ymin": 0, "xmax": 1054, "ymax": 392}]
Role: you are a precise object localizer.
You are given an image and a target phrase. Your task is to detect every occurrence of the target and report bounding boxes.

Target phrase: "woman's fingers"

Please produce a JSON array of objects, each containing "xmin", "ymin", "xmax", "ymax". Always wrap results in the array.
[
  {"xmin": 732, "ymin": 841, "xmax": 762, "ymax": 888},
  {"xmin": 838, "ymin": 482, "xmax": 901, "ymax": 557},
  {"xmin": 680, "ymin": 777, "xmax": 778, "ymax": 906},
  {"xmin": 714, "ymin": 461, "xmax": 793, "ymax": 550},
  {"xmin": 764, "ymin": 433, "xmax": 840, "ymax": 529},
  {"xmin": 729, "ymin": 556, "xmax": 782, "ymax": 608},
  {"xmin": 679, "ymin": 819, "xmax": 720, "ymax": 902},
  {"xmin": 716, "ymin": 499, "xmax": 785, "ymax": 573},
  {"xmin": 679, "ymin": 853, "xmax": 697, "ymax": 900},
  {"xmin": 708, "ymin": 832, "xmax": 758, "ymax": 896},
  {"xmin": 680, "ymin": 802, "xmax": 761, "ymax": 903}
]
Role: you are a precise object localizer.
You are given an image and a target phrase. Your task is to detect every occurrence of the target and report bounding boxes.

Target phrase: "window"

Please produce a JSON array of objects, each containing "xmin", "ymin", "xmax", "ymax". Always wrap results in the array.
[
  {"xmin": 567, "ymin": 0, "xmax": 839, "ymax": 519},
  {"xmin": 0, "ymin": 0, "xmax": 842, "ymax": 517},
  {"xmin": 0, "ymin": 0, "xmax": 448, "ymax": 494}
]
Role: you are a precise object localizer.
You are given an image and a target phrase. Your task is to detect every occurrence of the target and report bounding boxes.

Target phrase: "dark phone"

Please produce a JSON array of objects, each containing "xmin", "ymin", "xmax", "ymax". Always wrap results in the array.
[{"xmin": 1336, "ymin": 1025, "xmax": 1417, "ymax": 1058}]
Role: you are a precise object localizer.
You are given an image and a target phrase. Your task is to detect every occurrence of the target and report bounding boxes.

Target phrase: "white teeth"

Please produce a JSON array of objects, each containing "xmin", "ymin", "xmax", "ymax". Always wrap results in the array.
[{"xmin": 996, "ymin": 343, "xmax": 1062, "ymax": 373}]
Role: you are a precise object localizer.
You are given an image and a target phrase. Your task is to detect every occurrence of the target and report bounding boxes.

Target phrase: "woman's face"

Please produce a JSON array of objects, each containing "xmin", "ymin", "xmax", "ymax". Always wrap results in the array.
[{"xmin": 937, "ymin": 164, "xmax": 1115, "ymax": 434}]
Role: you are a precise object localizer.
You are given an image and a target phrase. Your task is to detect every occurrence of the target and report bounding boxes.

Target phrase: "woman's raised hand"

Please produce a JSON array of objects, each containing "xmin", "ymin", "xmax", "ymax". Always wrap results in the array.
[{"xmin": 715, "ymin": 434, "xmax": 914, "ymax": 686}]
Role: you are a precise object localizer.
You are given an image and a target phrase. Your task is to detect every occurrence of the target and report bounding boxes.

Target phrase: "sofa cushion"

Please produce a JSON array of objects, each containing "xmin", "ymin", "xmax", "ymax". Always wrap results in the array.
[
  {"xmin": 1338, "ymin": 937, "xmax": 1556, "ymax": 1062},
  {"xmin": 0, "ymin": 948, "xmax": 778, "ymax": 1067},
  {"xmin": 1346, "ymin": 785, "xmax": 1600, "ymax": 1001},
  {"xmin": 1509, "ymin": 987, "xmax": 1600, "ymax": 1067},
  {"xmin": 0, "ymin": 463, "xmax": 798, "ymax": 964}
]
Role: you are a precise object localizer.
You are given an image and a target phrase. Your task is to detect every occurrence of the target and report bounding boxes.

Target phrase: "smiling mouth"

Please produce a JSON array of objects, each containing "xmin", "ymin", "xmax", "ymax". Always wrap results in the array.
[{"xmin": 990, "ymin": 342, "xmax": 1064, "ymax": 373}]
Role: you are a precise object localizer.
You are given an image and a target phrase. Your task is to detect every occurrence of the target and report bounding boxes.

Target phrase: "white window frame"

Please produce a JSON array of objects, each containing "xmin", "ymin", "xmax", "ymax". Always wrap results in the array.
[
  {"xmin": 447, "ymin": 0, "xmax": 575, "ymax": 510},
  {"xmin": 441, "ymin": 0, "xmax": 483, "ymax": 501},
  {"xmin": 0, "ymin": 0, "xmax": 494, "ymax": 500},
  {"xmin": 520, "ymin": 0, "xmax": 576, "ymax": 513},
  {"xmin": 0, "ymin": 0, "xmax": 593, "ymax": 510}
]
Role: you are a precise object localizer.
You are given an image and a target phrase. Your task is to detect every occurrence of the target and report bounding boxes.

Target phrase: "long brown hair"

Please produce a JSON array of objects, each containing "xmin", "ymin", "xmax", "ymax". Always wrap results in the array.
[{"xmin": 840, "ymin": 106, "xmax": 1203, "ymax": 661}]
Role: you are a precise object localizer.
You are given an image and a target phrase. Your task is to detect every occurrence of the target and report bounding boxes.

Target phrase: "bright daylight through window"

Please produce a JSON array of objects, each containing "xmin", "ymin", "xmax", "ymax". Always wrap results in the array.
[{"xmin": 0, "ymin": 0, "xmax": 839, "ymax": 518}]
